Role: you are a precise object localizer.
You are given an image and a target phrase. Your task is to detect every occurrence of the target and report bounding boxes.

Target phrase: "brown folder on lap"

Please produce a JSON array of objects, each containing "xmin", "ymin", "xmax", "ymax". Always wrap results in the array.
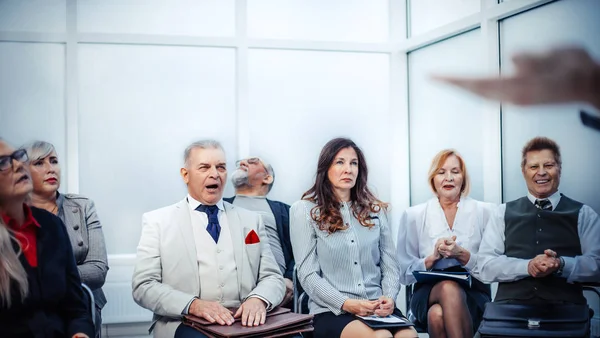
[
  {"xmin": 184, "ymin": 306, "xmax": 292, "ymax": 326},
  {"xmin": 183, "ymin": 306, "xmax": 314, "ymax": 338}
]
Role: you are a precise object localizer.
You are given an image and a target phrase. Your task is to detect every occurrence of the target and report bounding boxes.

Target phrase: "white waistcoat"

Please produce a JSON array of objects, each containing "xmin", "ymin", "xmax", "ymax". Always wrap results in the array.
[{"xmin": 189, "ymin": 208, "xmax": 240, "ymax": 307}]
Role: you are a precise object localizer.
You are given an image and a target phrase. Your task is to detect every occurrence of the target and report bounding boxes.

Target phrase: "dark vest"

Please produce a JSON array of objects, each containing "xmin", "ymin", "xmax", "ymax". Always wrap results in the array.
[{"xmin": 495, "ymin": 195, "xmax": 585, "ymax": 304}]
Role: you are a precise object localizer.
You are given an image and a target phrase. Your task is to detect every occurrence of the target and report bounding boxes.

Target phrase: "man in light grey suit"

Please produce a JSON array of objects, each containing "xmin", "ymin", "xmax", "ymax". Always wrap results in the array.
[{"xmin": 132, "ymin": 140, "xmax": 285, "ymax": 338}]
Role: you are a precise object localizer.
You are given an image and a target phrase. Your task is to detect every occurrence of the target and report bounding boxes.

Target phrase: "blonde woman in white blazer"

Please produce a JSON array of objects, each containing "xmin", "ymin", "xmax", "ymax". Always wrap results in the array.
[{"xmin": 397, "ymin": 149, "xmax": 495, "ymax": 338}]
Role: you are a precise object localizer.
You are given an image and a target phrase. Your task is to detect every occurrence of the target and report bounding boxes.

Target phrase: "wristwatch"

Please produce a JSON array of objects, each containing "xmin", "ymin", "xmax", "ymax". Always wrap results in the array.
[{"xmin": 554, "ymin": 256, "xmax": 565, "ymax": 276}]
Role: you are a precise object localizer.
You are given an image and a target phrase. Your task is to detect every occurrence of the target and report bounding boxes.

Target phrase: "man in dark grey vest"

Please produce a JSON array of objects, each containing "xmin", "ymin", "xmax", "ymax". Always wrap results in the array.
[
  {"xmin": 224, "ymin": 157, "xmax": 295, "ymax": 307},
  {"xmin": 477, "ymin": 136, "xmax": 599, "ymax": 306}
]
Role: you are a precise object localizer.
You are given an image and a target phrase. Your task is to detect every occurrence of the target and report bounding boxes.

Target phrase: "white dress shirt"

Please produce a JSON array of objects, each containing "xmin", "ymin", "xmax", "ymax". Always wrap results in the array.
[
  {"xmin": 476, "ymin": 191, "xmax": 600, "ymax": 284},
  {"xmin": 397, "ymin": 196, "xmax": 496, "ymax": 285}
]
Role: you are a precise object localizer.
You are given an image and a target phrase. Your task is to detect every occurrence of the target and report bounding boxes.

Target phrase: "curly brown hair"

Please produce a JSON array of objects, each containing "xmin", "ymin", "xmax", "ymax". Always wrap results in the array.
[{"xmin": 301, "ymin": 138, "xmax": 388, "ymax": 233}]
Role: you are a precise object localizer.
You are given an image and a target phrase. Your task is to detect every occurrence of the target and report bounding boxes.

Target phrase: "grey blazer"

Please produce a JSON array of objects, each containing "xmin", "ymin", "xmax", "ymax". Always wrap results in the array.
[
  {"xmin": 58, "ymin": 193, "xmax": 109, "ymax": 309},
  {"xmin": 132, "ymin": 199, "xmax": 285, "ymax": 338}
]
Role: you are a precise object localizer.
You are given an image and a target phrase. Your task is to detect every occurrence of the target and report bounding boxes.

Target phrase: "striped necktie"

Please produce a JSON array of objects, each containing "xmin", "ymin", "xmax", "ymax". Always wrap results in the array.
[{"xmin": 535, "ymin": 199, "xmax": 552, "ymax": 211}]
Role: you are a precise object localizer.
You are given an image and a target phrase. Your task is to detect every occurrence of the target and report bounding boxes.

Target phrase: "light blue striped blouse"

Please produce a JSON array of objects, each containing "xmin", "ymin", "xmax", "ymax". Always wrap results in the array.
[{"xmin": 290, "ymin": 200, "xmax": 401, "ymax": 315}]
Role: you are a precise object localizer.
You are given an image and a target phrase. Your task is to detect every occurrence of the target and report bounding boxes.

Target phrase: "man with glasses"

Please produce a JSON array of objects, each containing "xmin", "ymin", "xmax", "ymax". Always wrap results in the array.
[{"xmin": 225, "ymin": 157, "xmax": 295, "ymax": 307}]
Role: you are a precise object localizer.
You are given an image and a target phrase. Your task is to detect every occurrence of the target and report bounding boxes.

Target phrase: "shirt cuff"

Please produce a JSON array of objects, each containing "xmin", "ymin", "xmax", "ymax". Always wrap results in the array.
[
  {"xmin": 561, "ymin": 256, "xmax": 575, "ymax": 281},
  {"xmin": 247, "ymin": 295, "xmax": 273, "ymax": 311},
  {"xmin": 182, "ymin": 297, "xmax": 197, "ymax": 315},
  {"xmin": 464, "ymin": 254, "xmax": 476, "ymax": 271}
]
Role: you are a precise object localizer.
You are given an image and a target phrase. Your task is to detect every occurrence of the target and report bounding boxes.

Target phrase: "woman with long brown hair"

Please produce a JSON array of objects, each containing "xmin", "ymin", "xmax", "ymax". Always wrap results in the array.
[{"xmin": 290, "ymin": 137, "xmax": 417, "ymax": 338}]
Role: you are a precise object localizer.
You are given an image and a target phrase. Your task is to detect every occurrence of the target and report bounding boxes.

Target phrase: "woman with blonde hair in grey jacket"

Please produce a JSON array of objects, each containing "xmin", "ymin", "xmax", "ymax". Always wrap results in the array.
[{"xmin": 22, "ymin": 140, "xmax": 108, "ymax": 337}]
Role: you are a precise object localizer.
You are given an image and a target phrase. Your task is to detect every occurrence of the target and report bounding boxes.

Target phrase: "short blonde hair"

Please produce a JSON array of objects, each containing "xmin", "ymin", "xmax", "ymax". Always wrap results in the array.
[{"xmin": 427, "ymin": 149, "xmax": 470, "ymax": 196}]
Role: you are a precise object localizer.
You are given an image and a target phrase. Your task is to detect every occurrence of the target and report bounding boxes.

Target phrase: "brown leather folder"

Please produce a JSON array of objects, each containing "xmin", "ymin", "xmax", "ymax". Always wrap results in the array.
[{"xmin": 183, "ymin": 307, "xmax": 313, "ymax": 338}]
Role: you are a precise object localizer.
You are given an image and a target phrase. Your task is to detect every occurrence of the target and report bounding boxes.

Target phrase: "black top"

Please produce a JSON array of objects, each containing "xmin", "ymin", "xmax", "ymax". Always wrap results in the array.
[{"xmin": 0, "ymin": 207, "xmax": 95, "ymax": 338}]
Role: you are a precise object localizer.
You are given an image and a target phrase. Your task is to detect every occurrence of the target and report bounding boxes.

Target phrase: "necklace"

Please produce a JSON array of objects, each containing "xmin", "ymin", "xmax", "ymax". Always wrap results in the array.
[{"xmin": 50, "ymin": 204, "xmax": 58, "ymax": 214}]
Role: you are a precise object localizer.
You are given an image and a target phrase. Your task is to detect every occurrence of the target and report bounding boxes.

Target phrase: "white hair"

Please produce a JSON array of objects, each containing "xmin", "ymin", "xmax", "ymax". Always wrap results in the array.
[{"xmin": 183, "ymin": 139, "xmax": 224, "ymax": 167}]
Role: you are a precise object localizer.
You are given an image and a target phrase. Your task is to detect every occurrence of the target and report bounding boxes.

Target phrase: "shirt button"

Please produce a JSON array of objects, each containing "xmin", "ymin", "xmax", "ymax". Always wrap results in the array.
[
  {"xmin": 220, "ymin": 283, "xmax": 225, "ymax": 287},
  {"xmin": 217, "ymin": 249, "xmax": 221, "ymax": 253},
  {"xmin": 345, "ymin": 223, "xmax": 349, "ymax": 226},
  {"xmin": 536, "ymin": 241, "xmax": 539, "ymax": 244},
  {"xmin": 358, "ymin": 283, "xmax": 361, "ymax": 287},
  {"xmin": 219, "ymin": 266, "xmax": 224, "ymax": 270},
  {"xmin": 533, "ymin": 286, "xmax": 538, "ymax": 291},
  {"xmin": 78, "ymin": 241, "xmax": 84, "ymax": 247},
  {"xmin": 72, "ymin": 209, "xmax": 78, "ymax": 213},
  {"xmin": 354, "ymin": 262, "xmax": 357, "ymax": 265},
  {"xmin": 351, "ymin": 240, "xmax": 355, "ymax": 243},
  {"xmin": 73, "ymin": 225, "xmax": 80, "ymax": 230},
  {"xmin": 538, "ymin": 229, "xmax": 542, "ymax": 232}
]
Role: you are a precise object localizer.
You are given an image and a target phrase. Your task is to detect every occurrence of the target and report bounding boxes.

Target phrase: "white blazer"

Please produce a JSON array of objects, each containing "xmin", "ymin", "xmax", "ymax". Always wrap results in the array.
[{"xmin": 132, "ymin": 199, "xmax": 285, "ymax": 338}]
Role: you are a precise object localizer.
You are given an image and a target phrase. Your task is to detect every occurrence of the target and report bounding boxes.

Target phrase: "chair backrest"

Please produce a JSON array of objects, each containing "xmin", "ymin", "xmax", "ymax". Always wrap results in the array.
[
  {"xmin": 292, "ymin": 267, "xmax": 310, "ymax": 314},
  {"xmin": 405, "ymin": 284, "xmax": 427, "ymax": 333},
  {"xmin": 81, "ymin": 283, "xmax": 96, "ymax": 327}
]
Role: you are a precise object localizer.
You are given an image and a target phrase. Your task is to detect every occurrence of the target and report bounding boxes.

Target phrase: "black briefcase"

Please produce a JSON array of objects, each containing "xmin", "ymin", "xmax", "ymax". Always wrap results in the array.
[{"xmin": 478, "ymin": 302, "xmax": 590, "ymax": 338}]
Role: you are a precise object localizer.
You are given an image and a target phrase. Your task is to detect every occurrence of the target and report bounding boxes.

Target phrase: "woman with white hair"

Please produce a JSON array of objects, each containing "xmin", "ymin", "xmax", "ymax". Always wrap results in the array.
[{"xmin": 22, "ymin": 140, "xmax": 108, "ymax": 337}]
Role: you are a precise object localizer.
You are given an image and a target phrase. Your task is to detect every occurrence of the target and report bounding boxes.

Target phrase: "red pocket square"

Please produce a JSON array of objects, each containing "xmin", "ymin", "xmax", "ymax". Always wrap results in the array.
[{"xmin": 245, "ymin": 229, "xmax": 260, "ymax": 244}]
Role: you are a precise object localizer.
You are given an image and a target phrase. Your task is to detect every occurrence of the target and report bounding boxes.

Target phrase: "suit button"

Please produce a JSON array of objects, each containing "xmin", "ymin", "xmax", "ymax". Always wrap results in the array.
[
  {"xmin": 537, "ymin": 214, "xmax": 541, "ymax": 218},
  {"xmin": 78, "ymin": 241, "xmax": 84, "ymax": 247},
  {"xmin": 73, "ymin": 225, "xmax": 80, "ymax": 230}
]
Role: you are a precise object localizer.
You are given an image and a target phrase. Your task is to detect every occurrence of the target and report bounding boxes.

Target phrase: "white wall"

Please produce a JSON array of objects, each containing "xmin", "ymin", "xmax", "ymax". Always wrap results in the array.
[{"xmin": 1, "ymin": 0, "xmax": 598, "ymax": 335}]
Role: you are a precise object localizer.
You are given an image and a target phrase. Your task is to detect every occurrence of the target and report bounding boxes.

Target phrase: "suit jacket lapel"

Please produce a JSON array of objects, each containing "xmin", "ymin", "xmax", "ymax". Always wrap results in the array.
[
  {"xmin": 224, "ymin": 203, "xmax": 244, "ymax": 291},
  {"xmin": 176, "ymin": 199, "xmax": 198, "ymax": 277}
]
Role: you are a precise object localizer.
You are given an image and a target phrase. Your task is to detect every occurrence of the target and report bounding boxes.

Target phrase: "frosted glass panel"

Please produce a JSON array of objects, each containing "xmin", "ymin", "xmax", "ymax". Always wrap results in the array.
[
  {"xmin": 248, "ymin": 0, "xmax": 389, "ymax": 42},
  {"xmin": 78, "ymin": 0, "xmax": 235, "ymax": 36},
  {"xmin": 409, "ymin": 0, "xmax": 479, "ymax": 37},
  {"xmin": 501, "ymin": 0, "xmax": 600, "ymax": 213},
  {"xmin": 0, "ymin": 0, "xmax": 65, "ymax": 32},
  {"xmin": 408, "ymin": 30, "xmax": 486, "ymax": 205},
  {"xmin": 0, "ymin": 42, "xmax": 66, "ymax": 170},
  {"xmin": 78, "ymin": 45, "xmax": 236, "ymax": 254},
  {"xmin": 248, "ymin": 50, "xmax": 390, "ymax": 205}
]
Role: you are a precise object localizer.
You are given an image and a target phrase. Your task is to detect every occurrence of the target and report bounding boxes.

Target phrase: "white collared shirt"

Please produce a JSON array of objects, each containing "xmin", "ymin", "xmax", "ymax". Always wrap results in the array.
[
  {"xmin": 397, "ymin": 196, "xmax": 496, "ymax": 284},
  {"xmin": 476, "ymin": 190, "xmax": 600, "ymax": 284}
]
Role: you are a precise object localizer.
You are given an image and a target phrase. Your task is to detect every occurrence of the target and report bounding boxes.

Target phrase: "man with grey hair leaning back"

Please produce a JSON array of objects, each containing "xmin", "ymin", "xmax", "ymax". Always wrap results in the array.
[
  {"xmin": 224, "ymin": 157, "xmax": 295, "ymax": 307},
  {"xmin": 132, "ymin": 140, "xmax": 285, "ymax": 338}
]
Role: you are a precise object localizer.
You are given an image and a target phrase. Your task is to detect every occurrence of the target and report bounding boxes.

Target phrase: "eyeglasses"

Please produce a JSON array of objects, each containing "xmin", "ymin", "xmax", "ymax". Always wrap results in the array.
[
  {"xmin": 235, "ymin": 157, "xmax": 270, "ymax": 175},
  {"xmin": 235, "ymin": 157, "xmax": 262, "ymax": 168},
  {"xmin": 0, "ymin": 149, "xmax": 29, "ymax": 172}
]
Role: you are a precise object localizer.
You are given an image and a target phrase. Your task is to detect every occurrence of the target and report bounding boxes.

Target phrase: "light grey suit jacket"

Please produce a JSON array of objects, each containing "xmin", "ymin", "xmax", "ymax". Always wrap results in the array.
[
  {"xmin": 132, "ymin": 199, "xmax": 285, "ymax": 338},
  {"xmin": 57, "ymin": 193, "xmax": 109, "ymax": 311}
]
